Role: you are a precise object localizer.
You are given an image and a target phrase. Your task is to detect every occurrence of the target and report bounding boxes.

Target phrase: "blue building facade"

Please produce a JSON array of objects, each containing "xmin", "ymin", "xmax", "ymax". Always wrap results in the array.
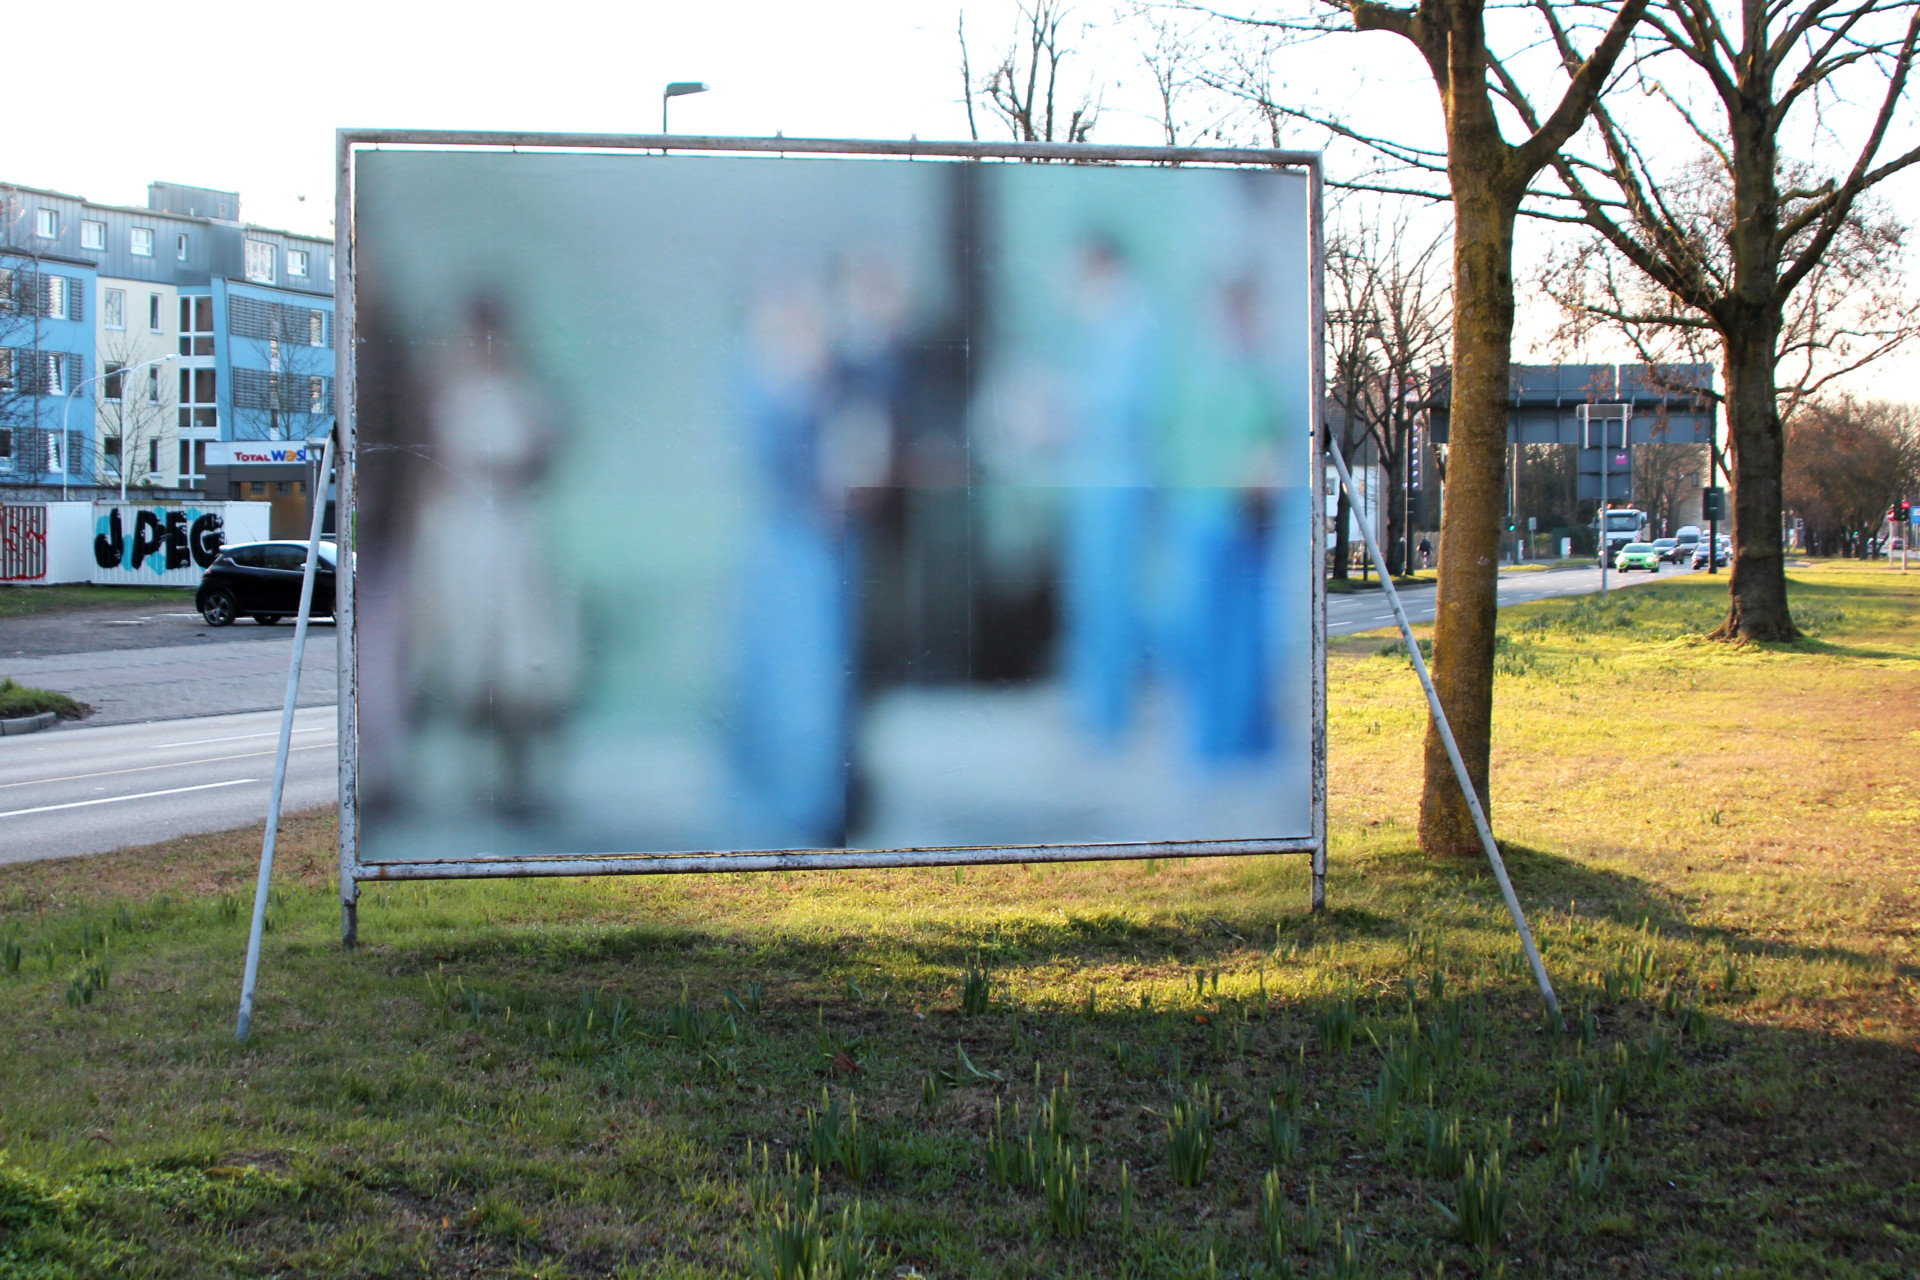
[
  {"xmin": 1, "ymin": 180, "xmax": 333, "ymax": 499},
  {"xmin": 0, "ymin": 248, "xmax": 98, "ymax": 487}
]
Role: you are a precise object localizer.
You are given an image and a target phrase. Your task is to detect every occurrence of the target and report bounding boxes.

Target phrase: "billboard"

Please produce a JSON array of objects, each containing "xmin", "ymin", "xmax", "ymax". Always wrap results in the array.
[{"xmin": 347, "ymin": 141, "xmax": 1320, "ymax": 867}]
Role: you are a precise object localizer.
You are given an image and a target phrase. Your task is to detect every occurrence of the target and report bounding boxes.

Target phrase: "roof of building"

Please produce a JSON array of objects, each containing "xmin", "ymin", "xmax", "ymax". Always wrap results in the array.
[{"xmin": 0, "ymin": 180, "xmax": 332, "ymax": 245}]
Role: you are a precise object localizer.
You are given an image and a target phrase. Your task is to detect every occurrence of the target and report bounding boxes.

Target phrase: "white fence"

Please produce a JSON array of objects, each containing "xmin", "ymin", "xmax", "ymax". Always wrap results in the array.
[{"xmin": 0, "ymin": 500, "xmax": 270, "ymax": 586}]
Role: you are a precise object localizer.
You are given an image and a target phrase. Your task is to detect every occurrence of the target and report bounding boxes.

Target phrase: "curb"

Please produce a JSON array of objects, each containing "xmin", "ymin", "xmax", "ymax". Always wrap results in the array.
[{"xmin": 0, "ymin": 711, "xmax": 59, "ymax": 736}]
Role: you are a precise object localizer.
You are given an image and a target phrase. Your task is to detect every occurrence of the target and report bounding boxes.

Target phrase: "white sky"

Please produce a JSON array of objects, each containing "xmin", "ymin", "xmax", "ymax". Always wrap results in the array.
[{"xmin": 10, "ymin": 0, "xmax": 1914, "ymax": 401}]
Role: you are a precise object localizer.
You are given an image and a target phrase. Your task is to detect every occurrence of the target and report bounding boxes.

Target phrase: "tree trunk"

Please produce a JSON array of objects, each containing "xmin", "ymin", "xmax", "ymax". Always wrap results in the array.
[
  {"xmin": 1419, "ymin": 183, "xmax": 1517, "ymax": 856},
  {"xmin": 1384, "ymin": 431, "xmax": 1407, "ymax": 576},
  {"xmin": 1332, "ymin": 464, "xmax": 1353, "ymax": 579},
  {"xmin": 1713, "ymin": 322, "xmax": 1796, "ymax": 638},
  {"xmin": 1710, "ymin": 84, "xmax": 1799, "ymax": 643}
]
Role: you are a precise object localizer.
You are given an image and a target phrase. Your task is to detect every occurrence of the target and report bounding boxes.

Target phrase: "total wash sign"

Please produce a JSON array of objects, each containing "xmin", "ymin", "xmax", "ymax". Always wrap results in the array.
[{"xmin": 94, "ymin": 507, "xmax": 225, "ymax": 573}]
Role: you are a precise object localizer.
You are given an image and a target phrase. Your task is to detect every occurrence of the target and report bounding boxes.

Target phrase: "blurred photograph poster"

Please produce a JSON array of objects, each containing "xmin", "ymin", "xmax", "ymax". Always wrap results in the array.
[{"xmin": 352, "ymin": 150, "xmax": 1315, "ymax": 861}]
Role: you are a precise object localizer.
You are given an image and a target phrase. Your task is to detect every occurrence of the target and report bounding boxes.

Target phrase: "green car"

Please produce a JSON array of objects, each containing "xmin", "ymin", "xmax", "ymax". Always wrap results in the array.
[{"xmin": 1614, "ymin": 542, "xmax": 1661, "ymax": 572}]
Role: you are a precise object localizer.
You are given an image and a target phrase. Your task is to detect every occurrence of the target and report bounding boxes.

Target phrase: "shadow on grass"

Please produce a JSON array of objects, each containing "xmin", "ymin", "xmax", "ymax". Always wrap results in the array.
[
  {"xmin": 1422, "ymin": 840, "xmax": 1903, "ymax": 974},
  {"xmin": 1763, "ymin": 637, "xmax": 1919, "ymax": 662}
]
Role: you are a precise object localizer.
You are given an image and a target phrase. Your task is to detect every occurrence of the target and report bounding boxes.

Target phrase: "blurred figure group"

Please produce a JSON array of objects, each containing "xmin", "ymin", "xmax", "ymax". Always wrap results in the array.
[{"xmin": 1060, "ymin": 239, "xmax": 1286, "ymax": 766}]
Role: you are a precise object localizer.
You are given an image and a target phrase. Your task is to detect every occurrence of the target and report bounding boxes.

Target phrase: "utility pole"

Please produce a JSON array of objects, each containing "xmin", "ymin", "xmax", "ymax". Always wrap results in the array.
[{"xmin": 1582, "ymin": 404, "xmax": 1630, "ymax": 595}]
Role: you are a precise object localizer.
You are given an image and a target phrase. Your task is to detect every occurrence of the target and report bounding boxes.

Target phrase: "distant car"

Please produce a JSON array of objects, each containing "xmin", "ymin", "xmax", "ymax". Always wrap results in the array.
[
  {"xmin": 1691, "ymin": 541, "xmax": 1728, "ymax": 569},
  {"xmin": 1615, "ymin": 542, "xmax": 1661, "ymax": 572},
  {"xmin": 1652, "ymin": 537, "xmax": 1681, "ymax": 563},
  {"xmin": 196, "ymin": 540, "xmax": 336, "ymax": 626},
  {"xmin": 1673, "ymin": 525, "xmax": 1702, "ymax": 550}
]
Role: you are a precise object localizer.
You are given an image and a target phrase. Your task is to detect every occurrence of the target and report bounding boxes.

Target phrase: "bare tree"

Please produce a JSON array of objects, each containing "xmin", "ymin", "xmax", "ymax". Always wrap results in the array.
[
  {"xmin": 1197, "ymin": 0, "xmax": 1648, "ymax": 856},
  {"xmin": 959, "ymin": 0, "xmax": 1103, "ymax": 142},
  {"xmin": 1533, "ymin": 0, "xmax": 1920, "ymax": 639},
  {"xmin": 1326, "ymin": 208, "xmax": 1451, "ymax": 576},
  {"xmin": 1785, "ymin": 398, "xmax": 1920, "ymax": 555},
  {"xmin": 1632, "ymin": 440, "xmax": 1706, "ymax": 538},
  {"xmin": 94, "ymin": 333, "xmax": 172, "ymax": 491}
]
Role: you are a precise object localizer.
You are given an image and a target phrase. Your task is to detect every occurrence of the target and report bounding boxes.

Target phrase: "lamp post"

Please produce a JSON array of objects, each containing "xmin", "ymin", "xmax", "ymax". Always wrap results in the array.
[
  {"xmin": 60, "ymin": 353, "xmax": 174, "ymax": 502},
  {"xmin": 662, "ymin": 81, "xmax": 709, "ymax": 134}
]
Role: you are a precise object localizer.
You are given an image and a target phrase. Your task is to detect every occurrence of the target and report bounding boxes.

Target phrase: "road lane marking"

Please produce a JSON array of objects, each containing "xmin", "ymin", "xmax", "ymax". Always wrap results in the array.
[
  {"xmin": 0, "ymin": 743, "xmax": 334, "ymax": 791},
  {"xmin": 153, "ymin": 726, "xmax": 332, "ymax": 748},
  {"xmin": 0, "ymin": 778, "xmax": 259, "ymax": 819}
]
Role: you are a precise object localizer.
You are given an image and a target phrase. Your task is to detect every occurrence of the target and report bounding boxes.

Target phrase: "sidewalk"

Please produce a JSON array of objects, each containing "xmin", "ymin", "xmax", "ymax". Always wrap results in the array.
[{"xmin": 0, "ymin": 635, "xmax": 337, "ymax": 726}]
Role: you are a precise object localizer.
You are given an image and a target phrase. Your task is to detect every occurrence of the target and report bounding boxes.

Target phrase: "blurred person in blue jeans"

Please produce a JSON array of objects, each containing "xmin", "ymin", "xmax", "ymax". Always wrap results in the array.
[
  {"xmin": 1161, "ymin": 276, "xmax": 1282, "ymax": 763},
  {"xmin": 1061, "ymin": 237, "xmax": 1161, "ymax": 744}
]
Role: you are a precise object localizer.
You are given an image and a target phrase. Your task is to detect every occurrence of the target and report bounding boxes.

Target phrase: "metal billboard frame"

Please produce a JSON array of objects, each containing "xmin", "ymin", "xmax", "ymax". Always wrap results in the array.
[{"xmin": 332, "ymin": 130, "xmax": 1328, "ymax": 947}]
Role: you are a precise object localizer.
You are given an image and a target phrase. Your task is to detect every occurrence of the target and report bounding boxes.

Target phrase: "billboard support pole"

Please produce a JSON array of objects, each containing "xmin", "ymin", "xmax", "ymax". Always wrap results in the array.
[
  {"xmin": 236, "ymin": 429, "xmax": 335, "ymax": 1042},
  {"xmin": 1324, "ymin": 442, "xmax": 1563, "ymax": 1030},
  {"xmin": 335, "ymin": 128, "xmax": 360, "ymax": 950},
  {"xmin": 1308, "ymin": 153, "xmax": 1328, "ymax": 914}
]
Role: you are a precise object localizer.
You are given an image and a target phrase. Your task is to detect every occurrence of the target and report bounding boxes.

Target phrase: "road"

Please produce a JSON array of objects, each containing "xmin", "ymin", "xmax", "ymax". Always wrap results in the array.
[
  {"xmin": 0, "ymin": 562, "xmax": 1702, "ymax": 866},
  {"xmin": 1327, "ymin": 560, "xmax": 1704, "ymax": 636},
  {"xmin": 0, "ymin": 706, "xmax": 337, "ymax": 866}
]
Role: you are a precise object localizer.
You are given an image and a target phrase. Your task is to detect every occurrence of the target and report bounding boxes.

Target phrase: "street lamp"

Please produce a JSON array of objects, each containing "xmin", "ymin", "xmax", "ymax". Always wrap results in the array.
[
  {"xmin": 60, "ymin": 353, "xmax": 176, "ymax": 502},
  {"xmin": 662, "ymin": 81, "xmax": 709, "ymax": 134}
]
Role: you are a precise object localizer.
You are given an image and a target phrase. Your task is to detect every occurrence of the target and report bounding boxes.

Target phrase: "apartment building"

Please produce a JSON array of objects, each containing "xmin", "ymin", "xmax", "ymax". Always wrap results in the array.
[{"xmin": 1, "ymin": 180, "xmax": 334, "ymax": 498}]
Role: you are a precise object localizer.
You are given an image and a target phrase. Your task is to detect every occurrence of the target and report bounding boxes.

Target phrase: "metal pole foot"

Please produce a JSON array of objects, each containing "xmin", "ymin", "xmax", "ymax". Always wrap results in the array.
[{"xmin": 342, "ymin": 901, "xmax": 358, "ymax": 949}]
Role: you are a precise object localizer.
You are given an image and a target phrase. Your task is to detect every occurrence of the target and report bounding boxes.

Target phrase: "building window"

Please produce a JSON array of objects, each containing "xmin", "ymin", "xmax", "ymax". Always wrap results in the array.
[
  {"xmin": 45, "ymin": 276, "xmax": 67, "ymax": 320},
  {"xmin": 104, "ymin": 362, "xmax": 126, "ymax": 401},
  {"xmin": 35, "ymin": 209, "xmax": 56, "ymax": 238},
  {"xmin": 0, "ymin": 428, "xmax": 11, "ymax": 468},
  {"xmin": 179, "ymin": 296, "xmax": 214, "ymax": 356},
  {"xmin": 46, "ymin": 353, "xmax": 66, "ymax": 395},
  {"xmin": 130, "ymin": 227, "xmax": 155, "ymax": 257},
  {"xmin": 104, "ymin": 436, "xmax": 122, "ymax": 464},
  {"xmin": 309, "ymin": 311, "xmax": 325, "ymax": 346},
  {"xmin": 149, "ymin": 439, "xmax": 160, "ymax": 475},
  {"xmin": 46, "ymin": 431, "xmax": 64, "ymax": 474},
  {"xmin": 178, "ymin": 366, "xmax": 217, "ymax": 429},
  {"xmin": 309, "ymin": 376, "xmax": 325, "ymax": 413},
  {"xmin": 0, "ymin": 349, "xmax": 11, "ymax": 386},
  {"xmin": 148, "ymin": 366, "xmax": 160, "ymax": 403},
  {"xmin": 177, "ymin": 439, "xmax": 208, "ymax": 489},
  {"xmin": 244, "ymin": 240, "xmax": 276, "ymax": 284},
  {"xmin": 176, "ymin": 233, "xmax": 188, "ymax": 261},
  {"xmin": 327, "ymin": 254, "xmax": 335, "ymax": 282},
  {"xmin": 287, "ymin": 249, "xmax": 309, "ymax": 278},
  {"xmin": 0, "ymin": 268, "xmax": 13, "ymax": 311},
  {"xmin": 103, "ymin": 288, "xmax": 126, "ymax": 330},
  {"xmin": 81, "ymin": 220, "xmax": 106, "ymax": 251}
]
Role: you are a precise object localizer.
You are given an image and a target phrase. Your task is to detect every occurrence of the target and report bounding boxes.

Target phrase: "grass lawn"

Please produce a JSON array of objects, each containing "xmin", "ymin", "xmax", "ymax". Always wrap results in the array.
[
  {"xmin": 0, "ymin": 584, "xmax": 193, "ymax": 619},
  {"xmin": 1, "ymin": 563, "xmax": 1915, "ymax": 1279}
]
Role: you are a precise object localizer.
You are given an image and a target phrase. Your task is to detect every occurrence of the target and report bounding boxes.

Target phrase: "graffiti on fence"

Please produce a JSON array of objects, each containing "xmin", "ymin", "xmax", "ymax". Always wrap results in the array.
[
  {"xmin": 93, "ymin": 507, "xmax": 225, "ymax": 574},
  {"xmin": 1, "ymin": 506, "xmax": 49, "ymax": 581}
]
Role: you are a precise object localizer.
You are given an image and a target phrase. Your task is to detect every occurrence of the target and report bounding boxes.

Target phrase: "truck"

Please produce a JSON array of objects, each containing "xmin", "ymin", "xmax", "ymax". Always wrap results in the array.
[{"xmin": 1595, "ymin": 507, "xmax": 1648, "ymax": 563}]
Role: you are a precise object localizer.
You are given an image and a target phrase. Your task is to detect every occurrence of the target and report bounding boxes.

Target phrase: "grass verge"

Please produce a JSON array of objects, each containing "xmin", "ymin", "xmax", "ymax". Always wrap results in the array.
[
  {"xmin": 0, "ymin": 563, "xmax": 1914, "ymax": 1278},
  {"xmin": 0, "ymin": 584, "xmax": 193, "ymax": 619},
  {"xmin": 0, "ymin": 677, "xmax": 86, "ymax": 720}
]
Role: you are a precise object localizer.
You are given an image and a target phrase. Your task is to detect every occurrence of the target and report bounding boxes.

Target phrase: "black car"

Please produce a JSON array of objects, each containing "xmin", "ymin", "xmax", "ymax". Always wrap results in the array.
[{"xmin": 196, "ymin": 540, "xmax": 337, "ymax": 626}]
